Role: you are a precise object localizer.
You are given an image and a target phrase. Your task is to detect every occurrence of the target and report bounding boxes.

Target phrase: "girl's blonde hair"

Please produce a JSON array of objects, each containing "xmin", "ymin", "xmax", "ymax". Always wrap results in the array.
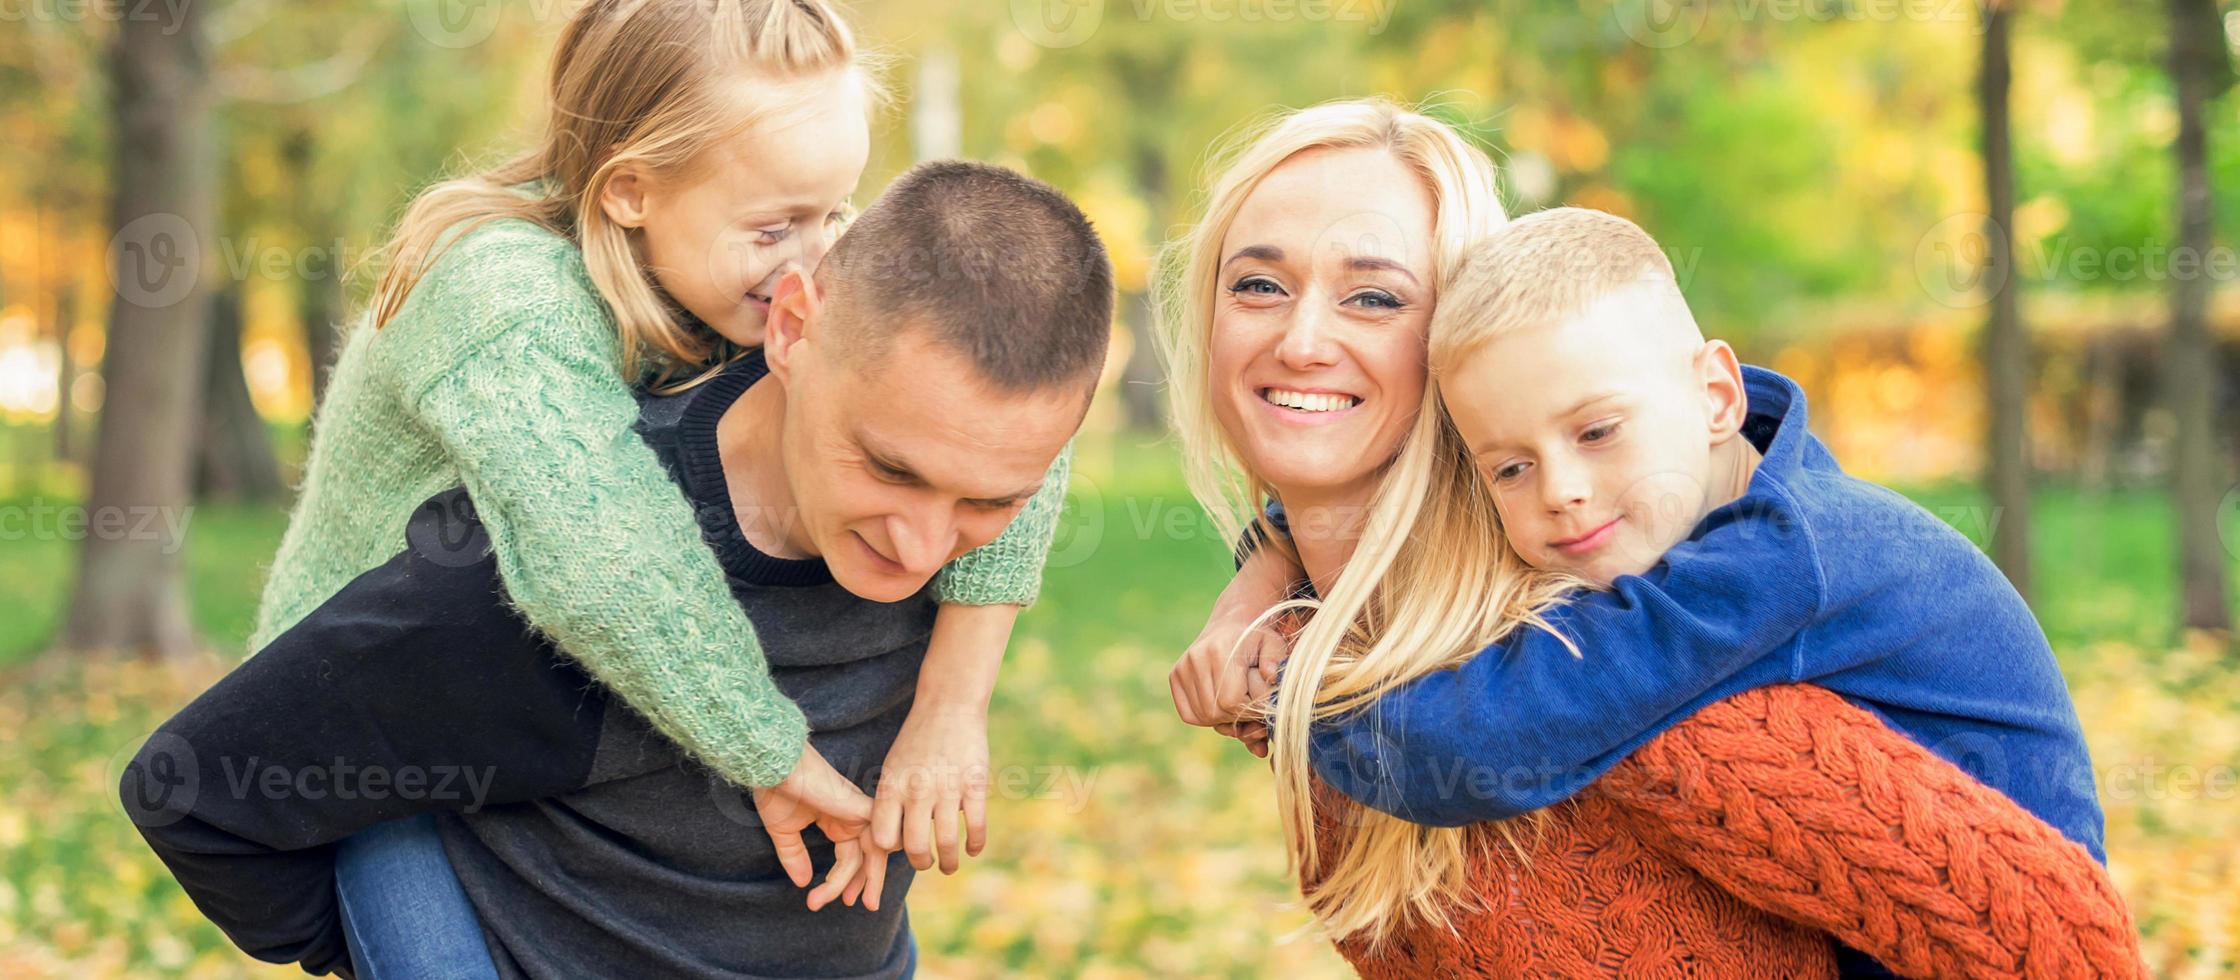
[
  {"xmin": 368, "ymin": 0, "xmax": 872, "ymax": 378},
  {"xmin": 1152, "ymin": 98, "xmax": 1585, "ymax": 947}
]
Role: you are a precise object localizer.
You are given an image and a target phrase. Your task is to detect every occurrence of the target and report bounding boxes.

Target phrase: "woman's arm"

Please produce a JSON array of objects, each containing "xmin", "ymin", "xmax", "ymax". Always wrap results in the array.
[{"xmin": 1591, "ymin": 683, "xmax": 2145, "ymax": 979}]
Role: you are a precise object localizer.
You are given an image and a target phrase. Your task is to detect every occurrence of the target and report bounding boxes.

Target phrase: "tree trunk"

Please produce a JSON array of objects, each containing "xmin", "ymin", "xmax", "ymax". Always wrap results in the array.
[
  {"xmin": 1979, "ymin": 0, "xmax": 2033, "ymax": 600},
  {"xmin": 1118, "ymin": 142, "xmax": 1170, "ymax": 432},
  {"xmin": 2166, "ymin": 0, "xmax": 2232, "ymax": 632},
  {"xmin": 63, "ymin": 3, "xmax": 215, "ymax": 659},
  {"xmin": 283, "ymin": 126, "xmax": 344, "ymax": 408},
  {"xmin": 52, "ymin": 284, "xmax": 76, "ymax": 464},
  {"xmin": 195, "ymin": 284, "xmax": 283, "ymax": 501}
]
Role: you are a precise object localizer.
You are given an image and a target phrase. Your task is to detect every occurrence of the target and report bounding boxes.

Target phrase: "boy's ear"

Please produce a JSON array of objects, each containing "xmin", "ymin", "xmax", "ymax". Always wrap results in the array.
[
  {"xmin": 597, "ymin": 166, "xmax": 652, "ymax": 230},
  {"xmin": 764, "ymin": 269, "xmax": 821, "ymax": 382},
  {"xmin": 1697, "ymin": 339, "xmax": 1749, "ymax": 445}
]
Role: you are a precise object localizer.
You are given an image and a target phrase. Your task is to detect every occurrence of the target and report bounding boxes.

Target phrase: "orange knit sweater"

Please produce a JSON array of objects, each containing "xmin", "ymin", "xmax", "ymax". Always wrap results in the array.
[{"xmin": 1307, "ymin": 684, "xmax": 2146, "ymax": 979}]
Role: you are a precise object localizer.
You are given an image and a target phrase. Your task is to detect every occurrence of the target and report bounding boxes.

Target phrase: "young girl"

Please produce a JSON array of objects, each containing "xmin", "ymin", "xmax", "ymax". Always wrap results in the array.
[{"xmin": 255, "ymin": 0, "xmax": 1058, "ymax": 950}]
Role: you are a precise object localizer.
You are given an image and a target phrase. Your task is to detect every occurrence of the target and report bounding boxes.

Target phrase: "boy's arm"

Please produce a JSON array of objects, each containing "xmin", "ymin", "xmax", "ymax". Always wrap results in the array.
[
  {"xmin": 403, "ymin": 309, "xmax": 809, "ymax": 791},
  {"xmin": 1594, "ymin": 684, "xmax": 2146, "ymax": 979},
  {"xmin": 1298, "ymin": 492, "xmax": 1826, "ymax": 825},
  {"xmin": 872, "ymin": 602, "xmax": 1018, "ymax": 875},
  {"xmin": 933, "ymin": 443, "xmax": 1073, "ymax": 607}
]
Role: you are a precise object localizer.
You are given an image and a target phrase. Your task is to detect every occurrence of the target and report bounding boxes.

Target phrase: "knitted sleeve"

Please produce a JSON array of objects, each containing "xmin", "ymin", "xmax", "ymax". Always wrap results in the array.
[
  {"xmin": 931, "ymin": 440, "xmax": 1072, "ymax": 607},
  {"xmin": 1590, "ymin": 683, "xmax": 2145, "ymax": 979},
  {"xmin": 404, "ymin": 306, "xmax": 808, "ymax": 790}
]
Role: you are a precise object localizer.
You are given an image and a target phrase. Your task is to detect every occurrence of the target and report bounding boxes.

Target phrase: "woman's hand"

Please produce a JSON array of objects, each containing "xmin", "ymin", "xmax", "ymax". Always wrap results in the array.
[{"xmin": 1171, "ymin": 546, "xmax": 1300, "ymax": 728}]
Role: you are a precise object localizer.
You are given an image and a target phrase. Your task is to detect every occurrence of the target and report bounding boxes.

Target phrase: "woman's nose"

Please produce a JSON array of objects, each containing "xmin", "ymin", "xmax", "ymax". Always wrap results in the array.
[{"xmin": 1273, "ymin": 304, "xmax": 1340, "ymax": 370}]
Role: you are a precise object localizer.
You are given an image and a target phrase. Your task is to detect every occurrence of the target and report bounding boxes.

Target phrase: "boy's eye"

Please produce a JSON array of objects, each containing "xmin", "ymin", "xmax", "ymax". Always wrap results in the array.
[{"xmin": 1582, "ymin": 420, "xmax": 1622, "ymax": 444}]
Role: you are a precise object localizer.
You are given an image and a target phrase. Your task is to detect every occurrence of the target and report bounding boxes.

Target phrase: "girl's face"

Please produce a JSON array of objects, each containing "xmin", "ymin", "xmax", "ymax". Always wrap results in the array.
[
  {"xmin": 614, "ymin": 70, "xmax": 870, "ymax": 347},
  {"xmin": 1207, "ymin": 147, "xmax": 1439, "ymax": 512}
]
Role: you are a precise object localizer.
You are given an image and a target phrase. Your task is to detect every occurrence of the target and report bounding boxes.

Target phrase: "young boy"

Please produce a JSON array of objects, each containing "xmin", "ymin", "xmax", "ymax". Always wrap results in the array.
[{"xmin": 1212, "ymin": 206, "xmax": 2106, "ymax": 878}]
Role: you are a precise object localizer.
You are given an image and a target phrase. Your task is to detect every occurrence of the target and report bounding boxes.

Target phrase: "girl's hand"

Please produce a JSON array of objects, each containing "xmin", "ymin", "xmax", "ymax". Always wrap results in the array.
[
  {"xmin": 870, "ymin": 702, "xmax": 990, "ymax": 875},
  {"xmin": 752, "ymin": 744, "xmax": 875, "ymax": 900},
  {"xmin": 830, "ymin": 834, "xmax": 894, "ymax": 913}
]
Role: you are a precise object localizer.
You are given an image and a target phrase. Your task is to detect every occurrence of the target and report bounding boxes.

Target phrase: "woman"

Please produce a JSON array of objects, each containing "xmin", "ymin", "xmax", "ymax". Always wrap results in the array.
[{"xmin": 1154, "ymin": 98, "xmax": 2144, "ymax": 977}]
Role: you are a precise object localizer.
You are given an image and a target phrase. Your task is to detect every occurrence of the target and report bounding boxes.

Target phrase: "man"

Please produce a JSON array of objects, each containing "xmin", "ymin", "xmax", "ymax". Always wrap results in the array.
[{"xmin": 122, "ymin": 161, "xmax": 1113, "ymax": 978}]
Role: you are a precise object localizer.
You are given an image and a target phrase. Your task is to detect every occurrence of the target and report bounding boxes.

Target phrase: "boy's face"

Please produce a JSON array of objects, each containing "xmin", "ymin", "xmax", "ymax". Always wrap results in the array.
[{"xmin": 1442, "ymin": 286, "xmax": 1726, "ymax": 586}]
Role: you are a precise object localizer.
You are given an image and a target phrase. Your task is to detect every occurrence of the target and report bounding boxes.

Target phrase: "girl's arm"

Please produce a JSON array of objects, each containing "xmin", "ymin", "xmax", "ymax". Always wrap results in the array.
[
  {"xmin": 1593, "ymin": 683, "xmax": 2145, "ymax": 979},
  {"xmin": 402, "ymin": 306, "xmax": 807, "ymax": 790}
]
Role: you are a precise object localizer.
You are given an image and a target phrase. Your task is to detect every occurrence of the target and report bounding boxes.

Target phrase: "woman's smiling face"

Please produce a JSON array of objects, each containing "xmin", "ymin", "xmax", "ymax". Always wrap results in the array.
[{"xmin": 1208, "ymin": 147, "xmax": 1438, "ymax": 508}]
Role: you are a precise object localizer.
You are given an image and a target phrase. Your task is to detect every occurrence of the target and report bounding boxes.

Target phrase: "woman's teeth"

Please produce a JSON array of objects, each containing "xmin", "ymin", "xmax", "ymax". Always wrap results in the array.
[{"xmin": 1261, "ymin": 388, "xmax": 1360, "ymax": 413}]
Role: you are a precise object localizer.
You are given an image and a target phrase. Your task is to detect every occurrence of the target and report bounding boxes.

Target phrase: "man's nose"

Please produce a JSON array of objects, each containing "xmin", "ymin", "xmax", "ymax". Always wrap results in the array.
[{"xmin": 886, "ymin": 506, "xmax": 959, "ymax": 578}]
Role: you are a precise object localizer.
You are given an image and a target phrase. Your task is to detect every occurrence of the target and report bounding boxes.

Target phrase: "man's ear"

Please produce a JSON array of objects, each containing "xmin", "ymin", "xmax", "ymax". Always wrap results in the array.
[
  {"xmin": 597, "ymin": 165, "xmax": 652, "ymax": 230},
  {"xmin": 1697, "ymin": 339, "xmax": 1749, "ymax": 446},
  {"xmin": 764, "ymin": 269, "xmax": 821, "ymax": 383}
]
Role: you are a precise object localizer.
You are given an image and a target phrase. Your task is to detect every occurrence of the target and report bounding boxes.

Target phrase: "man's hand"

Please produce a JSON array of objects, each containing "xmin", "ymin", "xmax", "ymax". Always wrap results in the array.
[
  {"xmin": 751, "ymin": 743, "xmax": 875, "ymax": 906},
  {"xmin": 870, "ymin": 702, "xmax": 990, "ymax": 875}
]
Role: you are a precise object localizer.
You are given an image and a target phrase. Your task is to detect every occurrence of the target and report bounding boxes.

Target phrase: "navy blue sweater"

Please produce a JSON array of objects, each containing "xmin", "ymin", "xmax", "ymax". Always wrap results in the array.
[{"xmin": 1304, "ymin": 366, "xmax": 2105, "ymax": 849}]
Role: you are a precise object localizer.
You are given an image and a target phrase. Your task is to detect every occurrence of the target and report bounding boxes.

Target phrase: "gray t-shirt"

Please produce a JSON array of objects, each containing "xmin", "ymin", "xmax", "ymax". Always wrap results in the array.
[{"xmin": 439, "ymin": 351, "xmax": 938, "ymax": 979}]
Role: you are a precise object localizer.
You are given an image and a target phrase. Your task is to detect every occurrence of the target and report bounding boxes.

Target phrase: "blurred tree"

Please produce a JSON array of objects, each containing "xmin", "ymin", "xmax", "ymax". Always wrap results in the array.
[
  {"xmin": 1981, "ymin": 0, "xmax": 2034, "ymax": 599},
  {"xmin": 64, "ymin": 1, "xmax": 215, "ymax": 658},
  {"xmin": 195, "ymin": 283, "xmax": 282, "ymax": 500},
  {"xmin": 2165, "ymin": 0, "xmax": 2234, "ymax": 632}
]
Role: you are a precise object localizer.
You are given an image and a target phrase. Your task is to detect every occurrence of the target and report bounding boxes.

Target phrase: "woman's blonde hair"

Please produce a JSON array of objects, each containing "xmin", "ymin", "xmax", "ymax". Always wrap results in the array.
[
  {"xmin": 367, "ymin": 0, "xmax": 873, "ymax": 378},
  {"xmin": 1152, "ymin": 98, "xmax": 1585, "ymax": 947}
]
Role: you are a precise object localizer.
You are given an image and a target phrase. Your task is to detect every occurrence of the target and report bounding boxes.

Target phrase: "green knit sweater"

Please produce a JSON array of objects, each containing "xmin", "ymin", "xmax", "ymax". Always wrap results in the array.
[{"xmin": 251, "ymin": 218, "xmax": 1067, "ymax": 788}]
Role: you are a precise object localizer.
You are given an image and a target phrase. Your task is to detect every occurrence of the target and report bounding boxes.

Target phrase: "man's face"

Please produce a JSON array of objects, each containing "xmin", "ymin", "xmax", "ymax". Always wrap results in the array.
[{"xmin": 768, "ymin": 311, "xmax": 1086, "ymax": 603}]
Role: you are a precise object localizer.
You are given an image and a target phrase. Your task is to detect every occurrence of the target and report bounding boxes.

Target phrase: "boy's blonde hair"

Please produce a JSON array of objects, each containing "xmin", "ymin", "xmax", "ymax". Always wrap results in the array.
[
  {"xmin": 1431, "ymin": 206, "xmax": 1696, "ymax": 375},
  {"xmin": 368, "ymin": 0, "xmax": 879, "ymax": 378},
  {"xmin": 1154, "ymin": 98, "xmax": 1585, "ymax": 948}
]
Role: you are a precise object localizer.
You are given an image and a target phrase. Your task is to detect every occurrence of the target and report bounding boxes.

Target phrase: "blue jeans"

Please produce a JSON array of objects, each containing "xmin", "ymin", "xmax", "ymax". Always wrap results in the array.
[{"xmin": 335, "ymin": 814, "xmax": 500, "ymax": 980}]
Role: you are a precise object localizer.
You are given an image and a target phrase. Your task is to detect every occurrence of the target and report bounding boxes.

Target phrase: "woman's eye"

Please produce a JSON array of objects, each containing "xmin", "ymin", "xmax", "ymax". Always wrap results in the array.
[
  {"xmin": 1347, "ymin": 290, "xmax": 1404, "ymax": 310},
  {"xmin": 1582, "ymin": 421, "xmax": 1622, "ymax": 444},
  {"xmin": 1228, "ymin": 276, "xmax": 1284, "ymax": 297}
]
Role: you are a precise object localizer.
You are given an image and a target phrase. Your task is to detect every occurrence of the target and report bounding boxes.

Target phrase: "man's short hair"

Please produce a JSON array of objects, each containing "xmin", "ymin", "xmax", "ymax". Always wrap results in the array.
[
  {"xmin": 1434, "ymin": 207, "xmax": 1693, "ymax": 365},
  {"xmin": 818, "ymin": 160, "xmax": 1114, "ymax": 393}
]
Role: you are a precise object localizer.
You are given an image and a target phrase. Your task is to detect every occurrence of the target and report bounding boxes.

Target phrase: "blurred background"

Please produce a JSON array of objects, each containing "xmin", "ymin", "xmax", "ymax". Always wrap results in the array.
[{"xmin": 3, "ymin": 0, "xmax": 2239, "ymax": 976}]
